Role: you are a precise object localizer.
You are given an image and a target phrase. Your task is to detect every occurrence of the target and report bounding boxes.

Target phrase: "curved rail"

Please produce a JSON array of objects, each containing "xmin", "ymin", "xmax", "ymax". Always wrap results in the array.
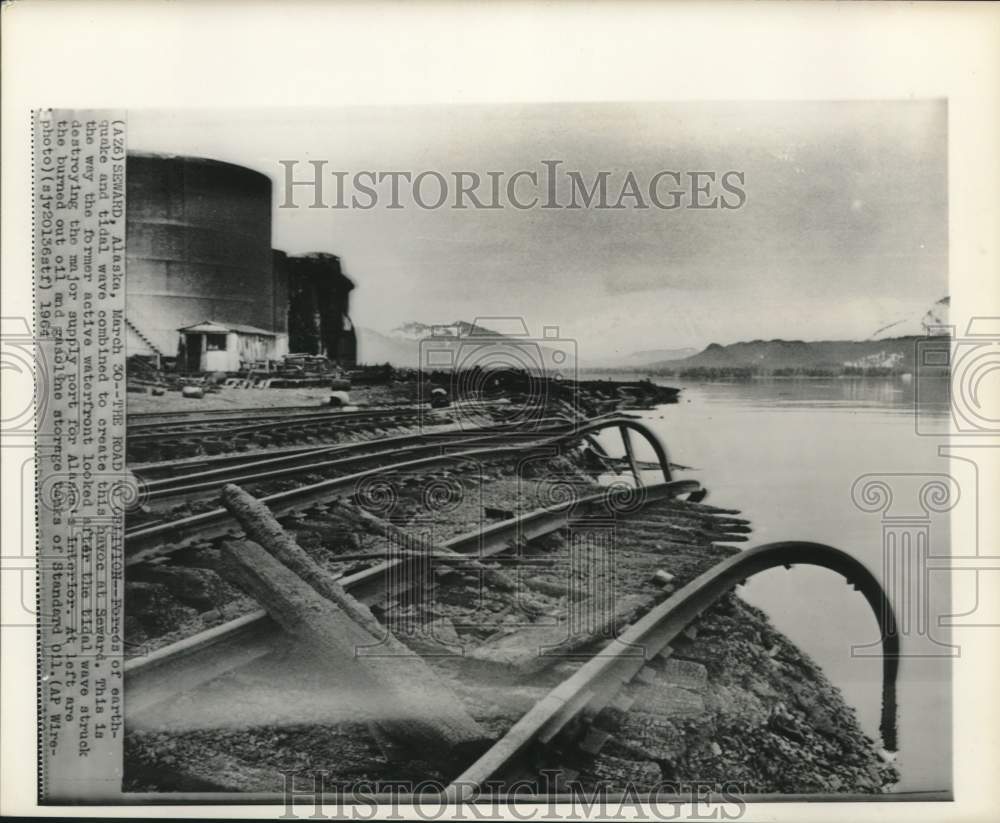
[
  {"xmin": 124, "ymin": 416, "xmax": 677, "ymax": 561},
  {"xmin": 605, "ymin": 418, "xmax": 672, "ymax": 485},
  {"xmin": 446, "ymin": 539, "xmax": 899, "ymax": 798},
  {"xmin": 143, "ymin": 416, "xmax": 668, "ymax": 505}
]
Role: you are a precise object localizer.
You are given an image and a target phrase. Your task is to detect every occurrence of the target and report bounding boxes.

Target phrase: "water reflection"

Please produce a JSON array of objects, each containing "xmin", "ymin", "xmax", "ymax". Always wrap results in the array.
[
  {"xmin": 628, "ymin": 376, "xmax": 952, "ymax": 792},
  {"xmin": 668, "ymin": 375, "xmax": 952, "ymax": 415}
]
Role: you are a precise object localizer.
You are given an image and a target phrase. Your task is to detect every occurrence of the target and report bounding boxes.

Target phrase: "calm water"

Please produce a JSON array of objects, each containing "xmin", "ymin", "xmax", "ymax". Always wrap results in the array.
[{"xmin": 596, "ymin": 377, "xmax": 953, "ymax": 792}]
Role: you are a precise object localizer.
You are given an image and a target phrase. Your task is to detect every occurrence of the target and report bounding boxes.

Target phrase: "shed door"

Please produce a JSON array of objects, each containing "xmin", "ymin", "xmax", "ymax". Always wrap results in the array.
[{"xmin": 184, "ymin": 334, "xmax": 202, "ymax": 372}]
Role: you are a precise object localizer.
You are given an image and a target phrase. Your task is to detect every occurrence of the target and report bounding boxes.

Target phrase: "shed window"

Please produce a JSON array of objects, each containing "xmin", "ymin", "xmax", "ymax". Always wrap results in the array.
[{"xmin": 206, "ymin": 334, "xmax": 228, "ymax": 351}]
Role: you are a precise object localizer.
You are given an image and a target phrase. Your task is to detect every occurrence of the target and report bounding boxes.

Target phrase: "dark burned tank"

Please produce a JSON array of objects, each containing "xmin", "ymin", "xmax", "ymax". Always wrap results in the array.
[{"xmin": 281, "ymin": 252, "xmax": 357, "ymax": 367}]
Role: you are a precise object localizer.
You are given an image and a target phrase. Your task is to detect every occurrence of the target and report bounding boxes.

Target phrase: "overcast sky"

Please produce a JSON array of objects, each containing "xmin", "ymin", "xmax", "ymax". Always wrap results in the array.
[{"xmin": 129, "ymin": 101, "xmax": 946, "ymax": 358}]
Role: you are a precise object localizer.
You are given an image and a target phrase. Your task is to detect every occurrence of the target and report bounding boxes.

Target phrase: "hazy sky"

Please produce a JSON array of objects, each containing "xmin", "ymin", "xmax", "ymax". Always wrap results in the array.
[{"xmin": 129, "ymin": 101, "xmax": 947, "ymax": 358}]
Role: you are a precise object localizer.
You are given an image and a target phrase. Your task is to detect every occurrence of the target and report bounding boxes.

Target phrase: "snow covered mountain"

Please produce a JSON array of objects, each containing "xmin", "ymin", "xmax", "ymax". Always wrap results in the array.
[
  {"xmin": 355, "ymin": 326, "xmax": 424, "ymax": 367},
  {"xmin": 356, "ymin": 320, "xmax": 577, "ymax": 372}
]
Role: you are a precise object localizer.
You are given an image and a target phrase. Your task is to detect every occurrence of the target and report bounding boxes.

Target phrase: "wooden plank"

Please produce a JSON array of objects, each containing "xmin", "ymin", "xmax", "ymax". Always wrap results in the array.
[
  {"xmin": 218, "ymin": 484, "xmax": 491, "ymax": 767},
  {"xmin": 217, "ymin": 538, "xmax": 491, "ymax": 768}
]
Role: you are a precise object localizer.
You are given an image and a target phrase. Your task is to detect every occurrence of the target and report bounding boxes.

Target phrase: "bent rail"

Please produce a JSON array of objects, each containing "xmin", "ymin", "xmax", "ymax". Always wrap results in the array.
[
  {"xmin": 446, "ymin": 540, "xmax": 899, "ymax": 798},
  {"xmin": 133, "ymin": 417, "xmax": 579, "ymax": 480},
  {"xmin": 138, "ymin": 418, "xmax": 577, "ymax": 504},
  {"xmin": 608, "ymin": 418, "xmax": 672, "ymax": 484},
  {"xmin": 125, "ymin": 415, "xmax": 676, "ymax": 561}
]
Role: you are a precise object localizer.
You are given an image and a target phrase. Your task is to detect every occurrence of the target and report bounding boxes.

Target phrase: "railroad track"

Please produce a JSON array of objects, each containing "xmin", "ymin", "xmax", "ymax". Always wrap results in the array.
[
  {"xmin": 128, "ymin": 399, "xmax": 551, "ymax": 436},
  {"xmin": 129, "ymin": 407, "xmax": 622, "ymax": 483},
  {"xmin": 126, "ymin": 405, "xmax": 435, "ymax": 462},
  {"xmin": 123, "ymin": 415, "xmax": 900, "ymax": 796},
  {"xmin": 125, "ymin": 478, "xmax": 897, "ymax": 795},
  {"xmin": 126, "ymin": 400, "xmax": 561, "ymax": 462},
  {"xmin": 129, "ymin": 407, "xmax": 421, "ymax": 436},
  {"xmin": 125, "ymin": 480, "xmax": 746, "ymax": 740},
  {"xmin": 128, "ymin": 400, "xmax": 423, "ymax": 429},
  {"xmin": 128, "ymin": 418, "xmax": 578, "ymax": 515},
  {"xmin": 124, "ymin": 416, "xmax": 691, "ymax": 707},
  {"xmin": 124, "ymin": 416, "xmax": 674, "ymax": 563},
  {"xmin": 125, "ymin": 477, "xmax": 715, "ymax": 719}
]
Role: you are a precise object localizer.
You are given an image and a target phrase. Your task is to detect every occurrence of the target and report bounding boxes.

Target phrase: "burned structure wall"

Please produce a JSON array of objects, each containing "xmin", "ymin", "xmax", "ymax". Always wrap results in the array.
[{"xmin": 284, "ymin": 252, "xmax": 357, "ymax": 366}]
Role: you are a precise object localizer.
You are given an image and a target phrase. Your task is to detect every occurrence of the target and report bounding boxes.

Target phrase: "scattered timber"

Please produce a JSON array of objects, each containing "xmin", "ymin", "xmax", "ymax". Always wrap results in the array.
[{"xmin": 217, "ymin": 485, "xmax": 491, "ymax": 771}]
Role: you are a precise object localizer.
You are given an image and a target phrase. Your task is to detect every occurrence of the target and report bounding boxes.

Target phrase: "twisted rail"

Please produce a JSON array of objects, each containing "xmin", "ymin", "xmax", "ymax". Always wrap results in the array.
[
  {"xmin": 136, "ymin": 418, "xmax": 577, "ymax": 506},
  {"xmin": 446, "ymin": 539, "xmax": 899, "ymax": 797},
  {"xmin": 124, "ymin": 416, "xmax": 675, "ymax": 561}
]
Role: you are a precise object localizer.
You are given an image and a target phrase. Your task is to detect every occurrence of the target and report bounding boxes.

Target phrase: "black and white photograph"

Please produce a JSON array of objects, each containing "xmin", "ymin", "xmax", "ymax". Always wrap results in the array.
[
  {"xmin": 3, "ymin": 2, "xmax": 999, "ymax": 820},
  {"xmin": 114, "ymin": 102, "xmax": 949, "ymax": 798}
]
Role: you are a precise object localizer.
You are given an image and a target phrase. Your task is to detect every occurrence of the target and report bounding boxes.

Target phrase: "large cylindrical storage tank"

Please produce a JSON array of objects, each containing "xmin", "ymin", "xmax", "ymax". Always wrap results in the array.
[{"xmin": 126, "ymin": 152, "xmax": 278, "ymax": 358}]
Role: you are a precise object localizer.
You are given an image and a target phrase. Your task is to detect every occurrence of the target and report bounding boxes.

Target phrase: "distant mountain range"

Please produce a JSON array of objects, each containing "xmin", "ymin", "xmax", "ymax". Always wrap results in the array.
[
  {"xmin": 358, "ymin": 297, "xmax": 949, "ymax": 375},
  {"xmin": 635, "ymin": 296, "xmax": 949, "ymax": 374},
  {"xmin": 582, "ymin": 346, "xmax": 700, "ymax": 370},
  {"xmin": 356, "ymin": 320, "xmax": 577, "ymax": 372},
  {"xmin": 645, "ymin": 337, "xmax": 928, "ymax": 373}
]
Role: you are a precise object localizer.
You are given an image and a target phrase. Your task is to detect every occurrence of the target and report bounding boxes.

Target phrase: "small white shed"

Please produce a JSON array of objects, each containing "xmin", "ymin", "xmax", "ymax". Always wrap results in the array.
[{"xmin": 178, "ymin": 321, "xmax": 281, "ymax": 373}]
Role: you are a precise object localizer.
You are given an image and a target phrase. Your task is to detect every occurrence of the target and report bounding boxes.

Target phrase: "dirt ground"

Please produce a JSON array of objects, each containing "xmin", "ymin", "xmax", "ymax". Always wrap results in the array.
[{"xmin": 127, "ymin": 383, "xmax": 418, "ymax": 414}]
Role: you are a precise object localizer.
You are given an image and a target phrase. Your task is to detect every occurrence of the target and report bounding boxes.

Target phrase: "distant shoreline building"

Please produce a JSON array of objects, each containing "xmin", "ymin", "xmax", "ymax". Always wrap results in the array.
[{"xmin": 125, "ymin": 152, "xmax": 356, "ymax": 370}]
